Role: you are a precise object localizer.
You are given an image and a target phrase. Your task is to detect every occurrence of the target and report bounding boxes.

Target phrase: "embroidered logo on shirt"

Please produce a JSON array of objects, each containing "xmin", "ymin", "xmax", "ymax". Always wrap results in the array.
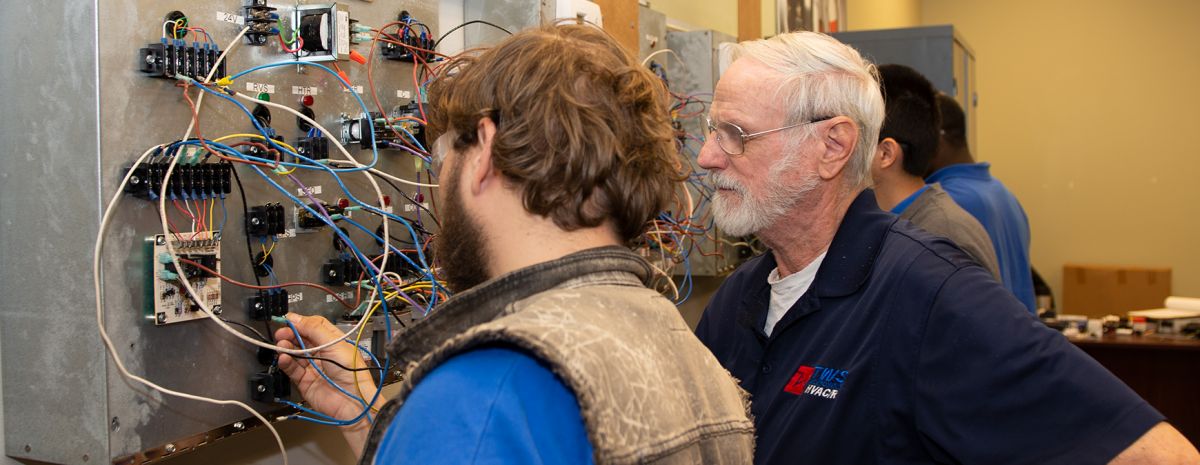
[{"xmin": 783, "ymin": 364, "xmax": 848, "ymax": 399}]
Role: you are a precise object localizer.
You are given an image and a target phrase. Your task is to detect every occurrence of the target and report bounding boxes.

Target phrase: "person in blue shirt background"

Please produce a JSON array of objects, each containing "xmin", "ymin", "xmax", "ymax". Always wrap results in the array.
[
  {"xmin": 927, "ymin": 93, "xmax": 1037, "ymax": 313},
  {"xmin": 695, "ymin": 30, "xmax": 1199, "ymax": 464},
  {"xmin": 271, "ymin": 24, "xmax": 754, "ymax": 465}
]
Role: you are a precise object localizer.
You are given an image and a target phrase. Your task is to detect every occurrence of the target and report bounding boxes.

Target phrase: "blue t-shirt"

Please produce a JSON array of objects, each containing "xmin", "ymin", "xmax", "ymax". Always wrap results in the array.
[
  {"xmin": 926, "ymin": 162, "xmax": 1036, "ymax": 312},
  {"xmin": 696, "ymin": 191, "xmax": 1162, "ymax": 465},
  {"xmin": 376, "ymin": 347, "xmax": 595, "ymax": 464}
]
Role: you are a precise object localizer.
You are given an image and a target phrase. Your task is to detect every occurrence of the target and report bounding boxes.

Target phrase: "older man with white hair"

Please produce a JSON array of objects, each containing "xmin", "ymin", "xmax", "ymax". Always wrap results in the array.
[{"xmin": 695, "ymin": 31, "xmax": 1199, "ymax": 465}]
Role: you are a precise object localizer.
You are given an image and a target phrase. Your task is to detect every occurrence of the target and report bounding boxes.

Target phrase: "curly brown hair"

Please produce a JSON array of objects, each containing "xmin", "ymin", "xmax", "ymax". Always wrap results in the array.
[{"xmin": 425, "ymin": 23, "xmax": 681, "ymax": 243}]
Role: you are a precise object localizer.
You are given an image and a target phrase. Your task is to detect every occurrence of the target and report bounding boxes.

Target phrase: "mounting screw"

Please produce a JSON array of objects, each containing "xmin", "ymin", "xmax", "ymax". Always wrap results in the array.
[
  {"xmin": 130, "ymin": 176, "xmax": 141, "ymax": 185},
  {"xmin": 257, "ymin": 384, "xmax": 267, "ymax": 393},
  {"xmin": 250, "ymin": 217, "xmax": 262, "ymax": 225},
  {"xmin": 233, "ymin": 421, "xmax": 245, "ymax": 431},
  {"xmin": 156, "ymin": 313, "xmax": 167, "ymax": 324},
  {"xmin": 164, "ymin": 444, "xmax": 176, "ymax": 454},
  {"xmin": 111, "ymin": 417, "xmax": 120, "ymax": 432},
  {"xmin": 23, "ymin": 444, "xmax": 30, "ymax": 453},
  {"xmin": 328, "ymin": 269, "xmax": 338, "ymax": 278},
  {"xmin": 212, "ymin": 305, "xmax": 223, "ymax": 315},
  {"xmin": 156, "ymin": 236, "xmax": 167, "ymax": 245}
]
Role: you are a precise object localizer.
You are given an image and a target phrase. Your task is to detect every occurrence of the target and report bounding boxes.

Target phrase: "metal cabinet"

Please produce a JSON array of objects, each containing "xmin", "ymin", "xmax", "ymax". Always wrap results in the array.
[{"xmin": 833, "ymin": 25, "xmax": 978, "ymax": 154}]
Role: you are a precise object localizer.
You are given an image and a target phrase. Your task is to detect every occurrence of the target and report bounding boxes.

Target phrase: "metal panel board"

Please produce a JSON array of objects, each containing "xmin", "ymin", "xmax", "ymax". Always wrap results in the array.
[
  {"xmin": 2, "ymin": 0, "xmax": 440, "ymax": 463},
  {"xmin": 664, "ymin": 29, "xmax": 742, "ymax": 277},
  {"xmin": 832, "ymin": 25, "xmax": 979, "ymax": 152},
  {"xmin": 637, "ymin": 5, "xmax": 666, "ymax": 60}
]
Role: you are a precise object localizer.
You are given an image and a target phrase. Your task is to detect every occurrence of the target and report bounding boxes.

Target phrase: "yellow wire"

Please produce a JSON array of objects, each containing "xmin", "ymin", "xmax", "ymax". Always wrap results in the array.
[
  {"xmin": 258, "ymin": 240, "xmax": 277, "ymax": 265},
  {"xmin": 207, "ymin": 198, "xmax": 215, "ymax": 234},
  {"xmin": 353, "ymin": 299, "xmax": 385, "ymax": 409}
]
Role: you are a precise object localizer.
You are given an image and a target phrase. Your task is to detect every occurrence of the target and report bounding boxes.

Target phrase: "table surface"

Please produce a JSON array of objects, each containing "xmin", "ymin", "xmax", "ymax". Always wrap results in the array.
[{"xmin": 1069, "ymin": 333, "xmax": 1200, "ymax": 350}]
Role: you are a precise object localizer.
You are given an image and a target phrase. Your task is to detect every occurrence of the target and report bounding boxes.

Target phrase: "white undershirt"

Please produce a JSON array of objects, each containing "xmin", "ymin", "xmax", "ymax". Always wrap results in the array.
[{"xmin": 765, "ymin": 251, "xmax": 827, "ymax": 337}]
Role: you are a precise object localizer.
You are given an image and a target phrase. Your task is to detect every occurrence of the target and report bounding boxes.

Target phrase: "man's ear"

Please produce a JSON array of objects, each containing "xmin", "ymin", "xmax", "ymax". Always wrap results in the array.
[
  {"xmin": 466, "ymin": 116, "xmax": 499, "ymax": 196},
  {"xmin": 816, "ymin": 116, "xmax": 860, "ymax": 181},
  {"xmin": 877, "ymin": 137, "xmax": 901, "ymax": 171}
]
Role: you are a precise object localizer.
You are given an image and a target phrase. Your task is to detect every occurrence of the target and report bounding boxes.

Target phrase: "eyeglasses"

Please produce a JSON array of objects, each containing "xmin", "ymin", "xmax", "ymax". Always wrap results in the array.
[{"xmin": 706, "ymin": 116, "xmax": 833, "ymax": 156}]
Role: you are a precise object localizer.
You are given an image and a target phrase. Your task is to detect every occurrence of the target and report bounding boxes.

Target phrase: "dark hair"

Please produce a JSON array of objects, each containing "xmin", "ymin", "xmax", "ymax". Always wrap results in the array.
[
  {"xmin": 936, "ymin": 92, "xmax": 968, "ymax": 149},
  {"xmin": 425, "ymin": 24, "xmax": 681, "ymax": 243},
  {"xmin": 878, "ymin": 64, "xmax": 940, "ymax": 177}
]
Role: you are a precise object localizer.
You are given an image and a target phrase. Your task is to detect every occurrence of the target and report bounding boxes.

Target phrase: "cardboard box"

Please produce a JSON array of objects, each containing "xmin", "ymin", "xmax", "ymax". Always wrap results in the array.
[{"xmin": 1062, "ymin": 264, "xmax": 1171, "ymax": 319}]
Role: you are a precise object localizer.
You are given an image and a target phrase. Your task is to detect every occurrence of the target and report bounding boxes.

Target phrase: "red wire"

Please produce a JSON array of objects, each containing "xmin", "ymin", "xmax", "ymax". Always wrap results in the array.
[{"xmin": 177, "ymin": 257, "xmax": 358, "ymax": 310}]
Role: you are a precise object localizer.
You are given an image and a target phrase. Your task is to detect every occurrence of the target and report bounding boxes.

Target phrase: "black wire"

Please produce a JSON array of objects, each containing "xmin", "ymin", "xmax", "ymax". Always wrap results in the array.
[
  {"xmin": 433, "ymin": 20, "xmax": 513, "ymax": 50},
  {"xmin": 221, "ymin": 317, "xmax": 270, "ymax": 342},
  {"xmin": 294, "ymin": 354, "xmax": 382, "ymax": 372},
  {"xmin": 366, "ymin": 170, "xmax": 441, "ymax": 228},
  {"xmin": 230, "ymin": 165, "xmax": 278, "ymax": 343}
]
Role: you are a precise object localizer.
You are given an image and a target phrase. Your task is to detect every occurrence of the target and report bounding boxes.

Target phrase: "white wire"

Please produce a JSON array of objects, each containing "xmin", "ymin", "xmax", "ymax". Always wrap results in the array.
[
  {"xmin": 641, "ymin": 48, "xmax": 685, "ymax": 68},
  {"xmin": 92, "ymin": 26, "xmax": 290, "ymax": 465},
  {"xmin": 367, "ymin": 166, "xmax": 438, "ymax": 188},
  {"xmin": 94, "ymin": 146, "xmax": 288, "ymax": 465},
  {"xmin": 155, "ymin": 45, "xmax": 400, "ymax": 358}
]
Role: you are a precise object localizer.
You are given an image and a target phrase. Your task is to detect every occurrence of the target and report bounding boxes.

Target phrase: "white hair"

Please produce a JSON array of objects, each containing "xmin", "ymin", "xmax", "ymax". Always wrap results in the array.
[{"xmin": 731, "ymin": 31, "xmax": 885, "ymax": 192}]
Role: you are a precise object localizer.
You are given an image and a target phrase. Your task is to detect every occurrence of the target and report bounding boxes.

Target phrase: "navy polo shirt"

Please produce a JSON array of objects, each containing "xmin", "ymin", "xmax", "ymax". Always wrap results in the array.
[{"xmin": 696, "ymin": 191, "xmax": 1162, "ymax": 465}]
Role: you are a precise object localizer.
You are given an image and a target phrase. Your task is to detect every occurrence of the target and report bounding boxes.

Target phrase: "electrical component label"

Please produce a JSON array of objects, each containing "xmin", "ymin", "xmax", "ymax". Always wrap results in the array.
[
  {"xmin": 326, "ymin": 290, "xmax": 353, "ymax": 303},
  {"xmin": 336, "ymin": 10, "xmax": 351, "ymax": 57},
  {"xmin": 216, "ymin": 11, "xmax": 245, "ymax": 25},
  {"xmin": 296, "ymin": 185, "xmax": 323, "ymax": 196},
  {"xmin": 292, "ymin": 86, "xmax": 318, "ymax": 96},
  {"xmin": 342, "ymin": 85, "xmax": 365, "ymax": 94},
  {"xmin": 287, "ymin": 292, "xmax": 304, "ymax": 304},
  {"xmin": 403, "ymin": 203, "xmax": 430, "ymax": 213},
  {"xmin": 280, "ymin": 229, "xmax": 296, "ymax": 238},
  {"xmin": 245, "ymin": 82, "xmax": 275, "ymax": 94},
  {"xmin": 396, "ymin": 90, "xmax": 413, "ymax": 99}
]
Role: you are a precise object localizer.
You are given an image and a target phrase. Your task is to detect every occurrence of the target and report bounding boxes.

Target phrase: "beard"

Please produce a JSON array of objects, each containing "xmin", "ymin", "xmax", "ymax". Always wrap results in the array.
[
  {"xmin": 432, "ymin": 161, "xmax": 491, "ymax": 293},
  {"xmin": 707, "ymin": 154, "xmax": 821, "ymax": 237}
]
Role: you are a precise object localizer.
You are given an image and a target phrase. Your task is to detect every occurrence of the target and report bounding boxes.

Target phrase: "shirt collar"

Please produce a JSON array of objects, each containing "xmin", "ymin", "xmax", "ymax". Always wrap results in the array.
[
  {"xmin": 736, "ymin": 189, "xmax": 897, "ymax": 333},
  {"xmin": 926, "ymin": 162, "xmax": 993, "ymax": 183},
  {"xmin": 890, "ymin": 184, "xmax": 931, "ymax": 215},
  {"xmin": 810, "ymin": 189, "xmax": 896, "ymax": 298}
]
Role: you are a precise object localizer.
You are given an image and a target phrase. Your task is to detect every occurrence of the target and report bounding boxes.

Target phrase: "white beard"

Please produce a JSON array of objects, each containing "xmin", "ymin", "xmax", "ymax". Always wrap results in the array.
[{"xmin": 707, "ymin": 156, "xmax": 820, "ymax": 237}]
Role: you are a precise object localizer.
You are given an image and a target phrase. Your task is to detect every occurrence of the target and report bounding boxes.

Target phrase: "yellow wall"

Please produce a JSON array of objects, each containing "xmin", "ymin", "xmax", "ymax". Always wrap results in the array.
[
  {"xmin": 920, "ymin": 0, "xmax": 1200, "ymax": 301},
  {"xmin": 651, "ymin": 0, "xmax": 739, "ymax": 37},
  {"xmin": 848, "ymin": 0, "xmax": 921, "ymax": 30}
]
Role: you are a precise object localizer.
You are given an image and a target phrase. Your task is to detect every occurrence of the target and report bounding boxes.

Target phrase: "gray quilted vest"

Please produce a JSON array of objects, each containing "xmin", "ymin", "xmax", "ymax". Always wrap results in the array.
[{"xmin": 358, "ymin": 246, "xmax": 754, "ymax": 464}]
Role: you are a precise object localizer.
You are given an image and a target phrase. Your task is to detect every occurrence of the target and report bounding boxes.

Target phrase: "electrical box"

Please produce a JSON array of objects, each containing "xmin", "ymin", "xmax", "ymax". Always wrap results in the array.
[
  {"xmin": 461, "ymin": 0, "xmax": 603, "ymax": 49},
  {"xmin": 637, "ymin": 5, "xmax": 667, "ymax": 61},
  {"xmin": 662, "ymin": 29, "xmax": 746, "ymax": 277},
  {"xmin": 832, "ymin": 25, "xmax": 979, "ymax": 154},
  {"xmin": 0, "ymin": 1, "xmax": 438, "ymax": 463}
]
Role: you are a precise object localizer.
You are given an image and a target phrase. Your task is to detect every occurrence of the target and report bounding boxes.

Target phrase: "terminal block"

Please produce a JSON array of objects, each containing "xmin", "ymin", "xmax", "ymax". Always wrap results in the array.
[
  {"xmin": 296, "ymin": 202, "xmax": 344, "ymax": 230},
  {"xmin": 247, "ymin": 289, "xmax": 289, "ymax": 321},
  {"xmin": 246, "ymin": 203, "xmax": 287, "ymax": 236},
  {"xmin": 380, "ymin": 12, "xmax": 435, "ymax": 63},
  {"xmin": 322, "ymin": 255, "xmax": 365, "ymax": 286},
  {"xmin": 250, "ymin": 369, "xmax": 291, "ymax": 402},
  {"xmin": 139, "ymin": 40, "xmax": 227, "ymax": 80},
  {"xmin": 125, "ymin": 161, "xmax": 232, "ymax": 201},
  {"xmin": 297, "ymin": 135, "xmax": 329, "ymax": 161},
  {"xmin": 243, "ymin": 0, "xmax": 280, "ymax": 46}
]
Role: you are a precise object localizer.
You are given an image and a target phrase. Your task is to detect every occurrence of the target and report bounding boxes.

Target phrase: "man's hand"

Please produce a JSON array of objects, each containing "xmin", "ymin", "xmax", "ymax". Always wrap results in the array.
[{"xmin": 274, "ymin": 313, "xmax": 381, "ymax": 456}]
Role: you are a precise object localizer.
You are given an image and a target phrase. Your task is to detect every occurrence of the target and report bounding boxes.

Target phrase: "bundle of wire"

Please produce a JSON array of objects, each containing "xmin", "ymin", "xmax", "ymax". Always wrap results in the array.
[{"xmin": 93, "ymin": 19, "xmax": 463, "ymax": 464}]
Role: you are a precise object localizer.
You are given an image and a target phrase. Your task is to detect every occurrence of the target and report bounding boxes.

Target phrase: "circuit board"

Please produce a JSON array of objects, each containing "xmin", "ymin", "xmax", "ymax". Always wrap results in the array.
[{"xmin": 145, "ymin": 233, "xmax": 223, "ymax": 325}]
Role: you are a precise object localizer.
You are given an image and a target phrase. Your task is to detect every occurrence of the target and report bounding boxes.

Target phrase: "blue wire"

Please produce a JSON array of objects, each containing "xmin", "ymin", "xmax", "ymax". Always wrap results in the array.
[
  {"xmin": 283, "ymin": 321, "xmax": 369, "ymax": 408},
  {"xmin": 226, "ymin": 61, "xmax": 381, "ymax": 167},
  {"xmin": 218, "ymin": 196, "xmax": 228, "ymax": 231}
]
